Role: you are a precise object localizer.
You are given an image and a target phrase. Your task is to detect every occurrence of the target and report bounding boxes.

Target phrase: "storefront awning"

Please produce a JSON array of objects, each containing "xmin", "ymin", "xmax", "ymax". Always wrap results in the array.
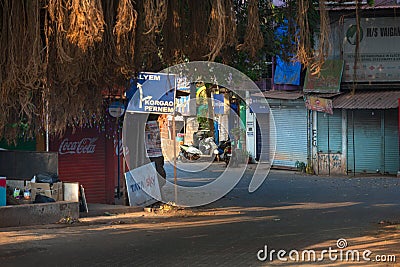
[
  {"xmin": 333, "ymin": 90, "xmax": 400, "ymax": 109},
  {"xmin": 253, "ymin": 90, "xmax": 304, "ymax": 100}
]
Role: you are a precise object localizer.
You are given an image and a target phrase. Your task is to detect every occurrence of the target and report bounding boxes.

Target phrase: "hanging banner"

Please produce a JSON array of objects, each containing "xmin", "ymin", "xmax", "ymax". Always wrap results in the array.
[
  {"xmin": 125, "ymin": 162, "xmax": 161, "ymax": 207},
  {"xmin": 126, "ymin": 72, "xmax": 176, "ymax": 114},
  {"xmin": 305, "ymin": 96, "xmax": 333, "ymax": 115},
  {"xmin": 304, "ymin": 60, "xmax": 344, "ymax": 93}
]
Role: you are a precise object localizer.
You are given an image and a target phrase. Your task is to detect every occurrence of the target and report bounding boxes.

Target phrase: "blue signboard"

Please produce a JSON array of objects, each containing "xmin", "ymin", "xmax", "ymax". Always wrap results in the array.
[
  {"xmin": 249, "ymin": 96, "xmax": 270, "ymax": 113},
  {"xmin": 126, "ymin": 72, "xmax": 176, "ymax": 114},
  {"xmin": 176, "ymin": 95, "xmax": 190, "ymax": 116},
  {"xmin": 213, "ymin": 94, "xmax": 225, "ymax": 114}
]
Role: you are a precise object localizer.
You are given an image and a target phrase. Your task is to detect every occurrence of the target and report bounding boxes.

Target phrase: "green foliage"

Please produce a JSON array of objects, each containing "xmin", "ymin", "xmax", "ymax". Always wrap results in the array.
[
  {"xmin": 229, "ymin": 0, "xmax": 322, "ymax": 81},
  {"xmin": 197, "ymin": 116, "xmax": 209, "ymax": 130},
  {"xmin": 231, "ymin": 52, "xmax": 272, "ymax": 81},
  {"xmin": 295, "ymin": 161, "xmax": 306, "ymax": 173},
  {"xmin": 230, "ymin": 127, "xmax": 246, "ymax": 139}
]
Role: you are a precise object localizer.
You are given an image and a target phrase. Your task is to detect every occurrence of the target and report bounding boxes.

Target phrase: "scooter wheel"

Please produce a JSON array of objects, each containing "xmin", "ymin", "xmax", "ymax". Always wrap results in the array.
[{"xmin": 192, "ymin": 154, "xmax": 200, "ymax": 160}]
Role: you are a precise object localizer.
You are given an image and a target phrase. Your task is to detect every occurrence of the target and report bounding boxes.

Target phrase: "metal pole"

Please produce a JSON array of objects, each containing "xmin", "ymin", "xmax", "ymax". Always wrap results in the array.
[
  {"xmin": 45, "ymin": 96, "xmax": 49, "ymax": 152},
  {"xmin": 271, "ymin": 57, "xmax": 275, "ymax": 91},
  {"xmin": 328, "ymin": 114, "xmax": 330, "ymax": 176},
  {"xmin": 306, "ymin": 110, "xmax": 311, "ymax": 173},
  {"xmin": 381, "ymin": 111, "xmax": 385, "ymax": 174},
  {"xmin": 352, "ymin": 110, "xmax": 355, "ymax": 176},
  {"xmin": 117, "ymin": 118, "xmax": 121, "ymax": 199},
  {"xmin": 173, "ymin": 113, "xmax": 177, "ymax": 203},
  {"xmin": 170, "ymin": 73, "xmax": 178, "ymax": 204},
  {"xmin": 398, "ymin": 99, "xmax": 400, "ymax": 175}
]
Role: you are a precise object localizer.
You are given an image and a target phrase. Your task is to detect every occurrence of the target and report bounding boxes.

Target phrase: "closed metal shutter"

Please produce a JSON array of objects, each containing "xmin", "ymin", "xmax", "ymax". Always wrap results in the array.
[
  {"xmin": 317, "ymin": 110, "xmax": 342, "ymax": 153},
  {"xmin": 255, "ymin": 113, "xmax": 270, "ymax": 162},
  {"xmin": 51, "ymin": 128, "xmax": 107, "ymax": 203},
  {"xmin": 270, "ymin": 101, "xmax": 308, "ymax": 168},
  {"xmin": 384, "ymin": 109, "xmax": 399, "ymax": 174},
  {"xmin": 347, "ymin": 110, "xmax": 382, "ymax": 174}
]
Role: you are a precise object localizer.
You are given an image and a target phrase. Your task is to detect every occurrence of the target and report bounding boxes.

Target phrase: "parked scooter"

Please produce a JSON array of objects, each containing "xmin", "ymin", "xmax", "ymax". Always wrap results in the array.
[
  {"xmin": 198, "ymin": 136, "xmax": 218, "ymax": 156},
  {"xmin": 213, "ymin": 140, "xmax": 231, "ymax": 165},
  {"xmin": 178, "ymin": 144, "xmax": 202, "ymax": 162},
  {"xmin": 222, "ymin": 143, "xmax": 232, "ymax": 165}
]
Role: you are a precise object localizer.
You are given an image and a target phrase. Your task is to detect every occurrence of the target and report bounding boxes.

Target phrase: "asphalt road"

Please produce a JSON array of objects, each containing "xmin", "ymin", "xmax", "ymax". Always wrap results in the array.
[{"xmin": 1, "ymin": 164, "xmax": 400, "ymax": 266}]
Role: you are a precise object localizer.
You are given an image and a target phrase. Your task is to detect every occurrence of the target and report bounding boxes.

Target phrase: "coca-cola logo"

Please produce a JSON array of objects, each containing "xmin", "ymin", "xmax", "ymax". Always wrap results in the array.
[{"xmin": 59, "ymin": 137, "xmax": 98, "ymax": 155}]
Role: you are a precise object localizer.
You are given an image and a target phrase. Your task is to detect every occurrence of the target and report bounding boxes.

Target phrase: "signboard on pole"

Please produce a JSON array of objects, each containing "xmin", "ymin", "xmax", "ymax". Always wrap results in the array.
[
  {"xmin": 126, "ymin": 72, "xmax": 176, "ymax": 114},
  {"xmin": 108, "ymin": 101, "xmax": 125, "ymax": 118},
  {"xmin": 125, "ymin": 162, "xmax": 161, "ymax": 207},
  {"xmin": 305, "ymin": 96, "xmax": 333, "ymax": 115}
]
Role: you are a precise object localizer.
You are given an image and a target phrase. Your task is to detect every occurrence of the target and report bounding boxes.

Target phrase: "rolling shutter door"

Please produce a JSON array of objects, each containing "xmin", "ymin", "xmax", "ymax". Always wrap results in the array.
[
  {"xmin": 384, "ymin": 109, "xmax": 398, "ymax": 174},
  {"xmin": 270, "ymin": 103, "xmax": 308, "ymax": 168},
  {"xmin": 51, "ymin": 128, "xmax": 107, "ymax": 203},
  {"xmin": 256, "ymin": 113, "xmax": 270, "ymax": 162},
  {"xmin": 347, "ymin": 110, "xmax": 382, "ymax": 173},
  {"xmin": 317, "ymin": 111, "xmax": 342, "ymax": 153}
]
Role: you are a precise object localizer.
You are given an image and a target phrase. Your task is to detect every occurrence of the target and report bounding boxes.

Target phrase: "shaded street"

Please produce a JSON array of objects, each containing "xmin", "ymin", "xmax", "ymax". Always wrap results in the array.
[{"xmin": 1, "ymin": 165, "xmax": 400, "ymax": 266}]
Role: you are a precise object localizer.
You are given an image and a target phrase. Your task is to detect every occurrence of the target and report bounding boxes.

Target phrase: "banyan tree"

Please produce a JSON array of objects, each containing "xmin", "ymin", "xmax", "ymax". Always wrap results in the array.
[{"xmin": 0, "ymin": 0, "xmax": 334, "ymax": 142}]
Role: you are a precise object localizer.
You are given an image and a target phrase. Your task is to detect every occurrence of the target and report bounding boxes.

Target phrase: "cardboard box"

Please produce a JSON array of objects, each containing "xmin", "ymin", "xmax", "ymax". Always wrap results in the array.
[
  {"xmin": 29, "ymin": 182, "xmax": 63, "ymax": 201},
  {"xmin": 52, "ymin": 182, "xmax": 63, "ymax": 201}
]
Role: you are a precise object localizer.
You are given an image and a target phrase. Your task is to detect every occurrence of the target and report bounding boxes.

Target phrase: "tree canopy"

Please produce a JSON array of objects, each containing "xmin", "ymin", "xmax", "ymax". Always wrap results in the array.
[{"xmin": 0, "ymin": 0, "xmax": 347, "ymax": 142}]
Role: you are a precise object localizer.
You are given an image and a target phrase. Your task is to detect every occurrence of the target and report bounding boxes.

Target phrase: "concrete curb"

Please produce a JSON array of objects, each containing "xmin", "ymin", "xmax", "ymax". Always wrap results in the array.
[
  {"xmin": 80, "ymin": 203, "xmax": 143, "ymax": 218},
  {"xmin": 0, "ymin": 201, "xmax": 79, "ymax": 228}
]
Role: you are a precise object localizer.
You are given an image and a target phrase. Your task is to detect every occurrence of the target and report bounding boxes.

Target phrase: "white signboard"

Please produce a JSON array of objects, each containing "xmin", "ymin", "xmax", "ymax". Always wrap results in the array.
[
  {"xmin": 125, "ymin": 163, "xmax": 161, "ymax": 207},
  {"xmin": 343, "ymin": 17, "xmax": 400, "ymax": 82}
]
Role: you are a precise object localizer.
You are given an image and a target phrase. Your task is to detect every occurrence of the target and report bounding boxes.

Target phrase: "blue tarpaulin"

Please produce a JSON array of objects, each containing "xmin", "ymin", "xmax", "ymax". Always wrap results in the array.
[
  {"xmin": 273, "ymin": 22, "xmax": 301, "ymax": 86},
  {"xmin": 274, "ymin": 56, "xmax": 301, "ymax": 85}
]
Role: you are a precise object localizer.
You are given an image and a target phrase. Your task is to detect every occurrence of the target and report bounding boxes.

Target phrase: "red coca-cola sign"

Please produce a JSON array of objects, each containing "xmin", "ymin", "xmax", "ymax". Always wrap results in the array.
[{"xmin": 58, "ymin": 137, "xmax": 98, "ymax": 155}]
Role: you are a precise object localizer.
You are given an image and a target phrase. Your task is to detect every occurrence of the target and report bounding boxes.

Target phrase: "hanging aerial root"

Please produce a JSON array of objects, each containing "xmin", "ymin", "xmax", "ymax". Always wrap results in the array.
[
  {"xmin": 237, "ymin": 0, "xmax": 263, "ymax": 59},
  {"xmin": 66, "ymin": 0, "xmax": 105, "ymax": 52}
]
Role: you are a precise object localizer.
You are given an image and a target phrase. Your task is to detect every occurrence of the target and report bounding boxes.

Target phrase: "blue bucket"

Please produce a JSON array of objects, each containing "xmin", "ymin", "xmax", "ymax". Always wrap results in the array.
[{"xmin": 0, "ymin": 177, "xmax": 6, "ymax": 206}]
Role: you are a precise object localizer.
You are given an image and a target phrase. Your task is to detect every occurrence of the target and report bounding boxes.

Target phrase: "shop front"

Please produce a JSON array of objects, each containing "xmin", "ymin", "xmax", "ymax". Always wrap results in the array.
[
  {"xmin": 346, "ymin": 108, "xmax": 398, "ymax": 174},
  {"xmin": 313, "ymin": 109, "xmax": 346, "ymax": 175},
  {"xmin": 261, "ymin": 91, "xmax": 308, "ymax": 168},
  {"xmin": 50, "ymin": 125, "xmax": 120, "ymax": 204},
  {"xmin": 314, "ymin": 90, "xmax": 400, "ymax": 175}
]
